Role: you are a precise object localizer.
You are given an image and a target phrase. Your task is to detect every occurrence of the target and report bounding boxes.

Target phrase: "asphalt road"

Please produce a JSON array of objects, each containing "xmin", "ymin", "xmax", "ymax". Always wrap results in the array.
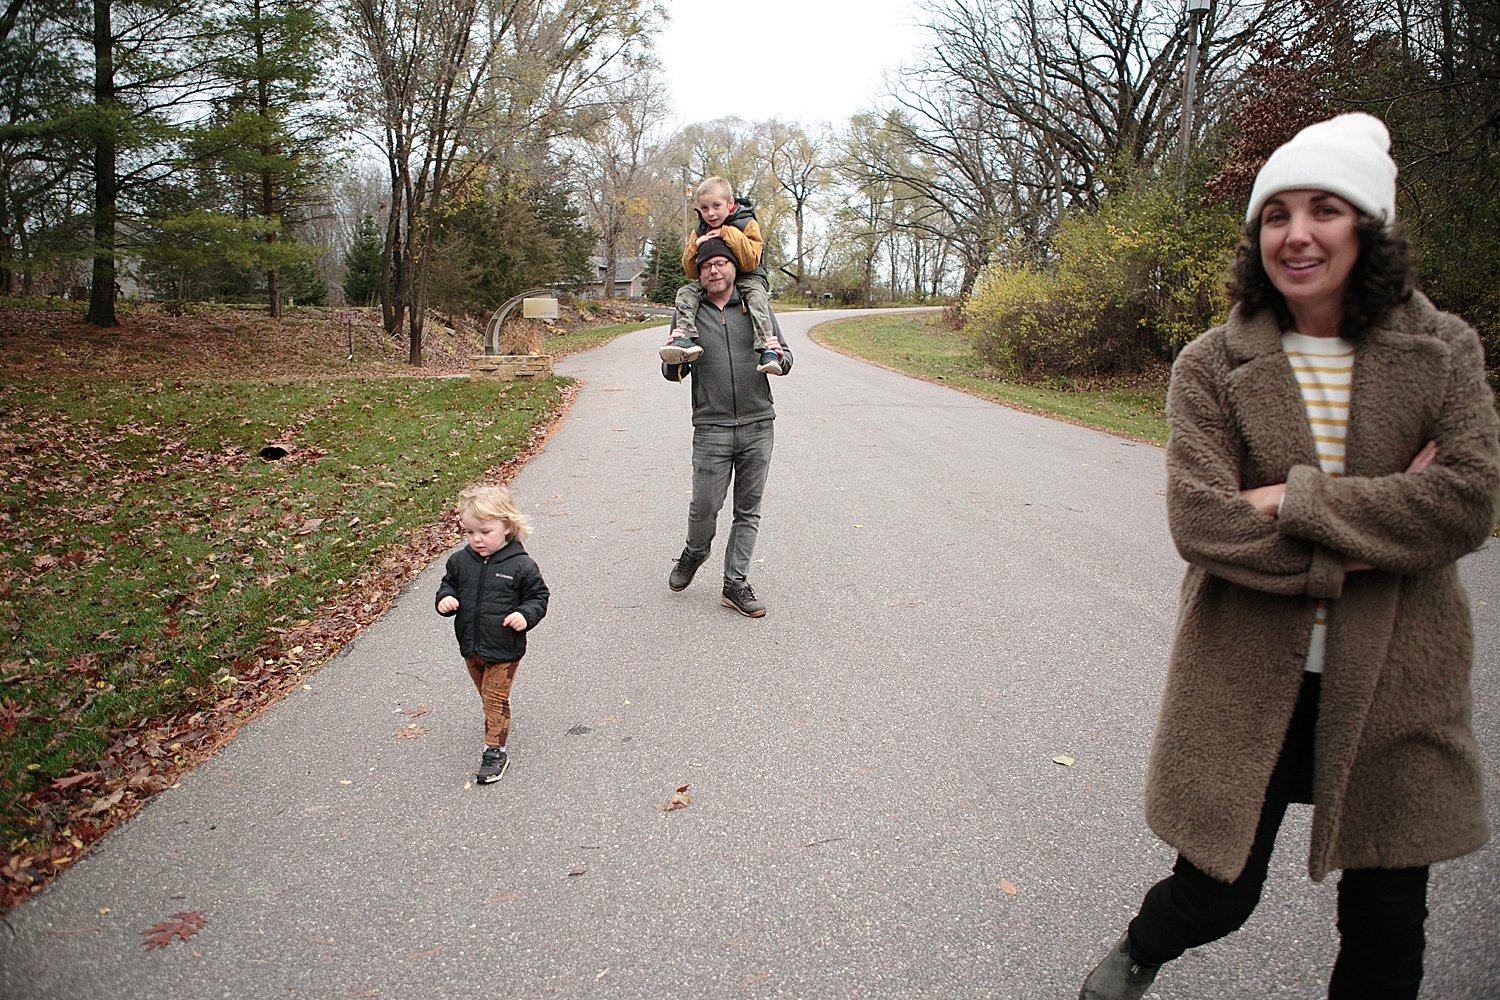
[{"xmin": 3, "ymin": 310, "xmax": 1497, "ymax": 999}]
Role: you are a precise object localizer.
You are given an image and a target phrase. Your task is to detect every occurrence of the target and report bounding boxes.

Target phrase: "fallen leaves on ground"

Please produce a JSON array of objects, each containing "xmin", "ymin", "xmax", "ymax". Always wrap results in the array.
[
  {"xmin": 394, "ymin": 725, "xmax": 430, "ymax": 740},
  {"xmin": 0, "ymin": 363, "xmax": 581, "ymax": 913},
  {"xmin": 142, "ymin": 910, "xmax": 205, "ymax": 950},
  {"xmin": 999, "ymin": 879, "xmax": 1018, "ymax": 896}
]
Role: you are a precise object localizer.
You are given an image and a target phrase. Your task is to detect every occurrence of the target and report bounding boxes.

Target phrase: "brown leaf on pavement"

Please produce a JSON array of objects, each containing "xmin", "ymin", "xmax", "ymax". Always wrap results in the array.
[
  {"xmin": 394, "ymin": 724, "xmax": 430, "ymax": 740},
  {"xmin": 654, "ymin": 784, "xmax": 692, "ymax": 811},
  {"xmin": 142, "ymin": 910, "xmax": 205, "ymax": 950},
  {"xmin": 999, "ymin": 879, "xmax": 1018, "ymax": 896},
  {"xmin": 397, "ymin": 704, "xmax": 431, "ymax": 717}
]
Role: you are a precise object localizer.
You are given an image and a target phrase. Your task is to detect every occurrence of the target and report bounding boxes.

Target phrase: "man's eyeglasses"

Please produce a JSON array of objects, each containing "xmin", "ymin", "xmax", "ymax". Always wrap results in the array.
[{"xmin": 701, "ymin": 259, "xmax": 733, "ymax": 271}]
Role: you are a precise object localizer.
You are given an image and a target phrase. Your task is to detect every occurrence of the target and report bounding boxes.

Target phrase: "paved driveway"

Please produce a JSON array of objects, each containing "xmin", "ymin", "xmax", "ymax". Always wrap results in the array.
[{"xmin": 2, "ymin": 310, "xmax": 1497, "ymax": 999}]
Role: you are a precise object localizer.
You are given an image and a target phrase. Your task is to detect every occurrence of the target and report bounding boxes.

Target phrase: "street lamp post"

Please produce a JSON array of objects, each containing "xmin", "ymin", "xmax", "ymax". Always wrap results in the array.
[{"xmin": 1178, "ymin": 0, "xmax": 1211, "ymax": 198}]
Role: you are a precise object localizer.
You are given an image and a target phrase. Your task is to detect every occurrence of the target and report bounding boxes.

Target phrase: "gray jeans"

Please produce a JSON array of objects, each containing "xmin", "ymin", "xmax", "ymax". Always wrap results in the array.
[{"xmin": 684, "ymin": 420, "xmax": 774, "ymax": 585}]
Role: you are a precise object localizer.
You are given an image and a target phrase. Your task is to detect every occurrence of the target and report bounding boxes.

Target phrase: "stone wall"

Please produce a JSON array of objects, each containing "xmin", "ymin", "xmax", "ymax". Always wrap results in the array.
[{"xmin": 469, "ymin": 354, "xmax": 554, "ymax": 380}]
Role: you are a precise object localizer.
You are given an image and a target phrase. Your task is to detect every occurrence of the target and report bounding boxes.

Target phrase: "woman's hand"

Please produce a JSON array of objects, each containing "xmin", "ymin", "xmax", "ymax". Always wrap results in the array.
[
  {"xmin": 1240, "ymin": 483, "xmax": 1286, "ymax": 517},
  {"xmin": 1345, "ymin": 442, "xmax": 1438, "ymax": 573},
  {"xmin": 1407, "ymin": 440, "xmax": 1437, "ymax": 473},
  {"xmin": 1238, "ymin": 442, "xmax": 1433, "ymax": 521}
]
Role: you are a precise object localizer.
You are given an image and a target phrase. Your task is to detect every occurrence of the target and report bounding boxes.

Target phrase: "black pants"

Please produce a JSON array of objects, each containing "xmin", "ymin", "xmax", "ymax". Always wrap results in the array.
[{"xmin": 1128, "ymin": 673, "xmax": 1430, "ymax": 1000}]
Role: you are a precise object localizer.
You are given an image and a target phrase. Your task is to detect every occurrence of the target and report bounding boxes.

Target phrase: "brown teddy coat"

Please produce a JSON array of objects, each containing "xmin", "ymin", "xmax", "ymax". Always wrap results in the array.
[{"xmin": 1145, "ymin": 291, "xmax": 1500, "ymax": 883}]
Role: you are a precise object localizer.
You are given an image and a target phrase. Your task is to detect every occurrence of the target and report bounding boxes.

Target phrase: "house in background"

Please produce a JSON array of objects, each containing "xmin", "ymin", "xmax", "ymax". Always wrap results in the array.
[{"xmin": 582, "ymin": 256, "xmax": 647, "ymax": 300}]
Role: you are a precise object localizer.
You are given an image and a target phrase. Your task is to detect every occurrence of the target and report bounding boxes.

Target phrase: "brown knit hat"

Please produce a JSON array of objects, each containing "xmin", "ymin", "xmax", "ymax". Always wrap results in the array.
[{"xmin": 694, "ymin": 237, "xmax": 735, "ymax": 270}]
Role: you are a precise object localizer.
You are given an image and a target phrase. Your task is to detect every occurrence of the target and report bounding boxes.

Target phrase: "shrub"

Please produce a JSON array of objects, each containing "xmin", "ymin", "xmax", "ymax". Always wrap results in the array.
[
  {"xmin": 965, "ymin": 267, "xmax": 1092, "ymax": 375},
  {"xmin": 965, "ymin": 178, "xmax": 1239, "ymax": 377}
]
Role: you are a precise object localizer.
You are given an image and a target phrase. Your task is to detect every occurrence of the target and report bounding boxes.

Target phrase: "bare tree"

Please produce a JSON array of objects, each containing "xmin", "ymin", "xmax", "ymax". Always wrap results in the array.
[
  {"xmin": 766, "ymin": 120, "xmax": 826, "ymax": 293},
  {"xmin": 858, "ymin": 0, "xmax": 1300, "ymax": 292},
  {"xmin": 564, "ymin": 63, "xmax": 668, "ymax": 298},
  {"xmin": 341, "ymin": 0, "xmax": 654, "ymax": 364},
  {"xmin": 672, "ymin": 118, "xmax": 768, "ymax": 201},
  {"xmin": 840, "ymin": 107, "xmax": 1010, "ymax": 297}
]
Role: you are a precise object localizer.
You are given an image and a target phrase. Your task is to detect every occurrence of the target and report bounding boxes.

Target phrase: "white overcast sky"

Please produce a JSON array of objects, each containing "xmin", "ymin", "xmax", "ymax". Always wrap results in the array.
[{"xmin": 651, "ymin": 0, "xmax": 927, "ymax": 129}]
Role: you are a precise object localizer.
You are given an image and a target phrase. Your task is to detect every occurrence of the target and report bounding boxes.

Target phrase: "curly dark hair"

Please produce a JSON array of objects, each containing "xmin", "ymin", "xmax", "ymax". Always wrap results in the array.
[{"xmin": 1230, "ymin": 215, "xmax": 1413, "ymax": 340}]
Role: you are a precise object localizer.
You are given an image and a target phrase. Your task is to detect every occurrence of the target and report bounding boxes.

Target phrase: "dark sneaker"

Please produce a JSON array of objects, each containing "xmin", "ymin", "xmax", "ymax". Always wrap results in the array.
[
  {"xmin": 1079, "ymin": 934, "xmax": 1159, "ymax": 1000},
  {"xmin": 669, "ymin": 550, "xmax": 706, "ymax": 592},
  {"xmin": 756, "ymin": 348, "xmax": 782, "ymax": 374},
  {"xmin": 476, "ymin": 746, "xmax": 509, "ymax": 784},
  {"xmin": 721, "ymin": 581, "xmax": 767, "ymax": 618},
  {"xmin": 659, "ymin": 336, "xmax": 704, "ymax": 364}
]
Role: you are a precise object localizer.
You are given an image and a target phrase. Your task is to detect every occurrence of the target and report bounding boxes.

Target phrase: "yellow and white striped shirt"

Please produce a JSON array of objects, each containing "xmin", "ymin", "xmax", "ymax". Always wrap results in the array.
[{"xmin": 1282, "ymin": 332, "xmax": 1356, "ymax": 673}]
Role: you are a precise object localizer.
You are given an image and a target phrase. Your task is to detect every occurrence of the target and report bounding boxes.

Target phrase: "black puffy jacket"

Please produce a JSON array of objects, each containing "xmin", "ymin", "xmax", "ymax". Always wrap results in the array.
[{"xmin": 435, "ymin": 540, "xmax": 550, "ymax": 663}]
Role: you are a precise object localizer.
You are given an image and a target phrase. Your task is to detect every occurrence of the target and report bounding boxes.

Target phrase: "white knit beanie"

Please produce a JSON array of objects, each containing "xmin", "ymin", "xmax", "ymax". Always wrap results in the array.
[{"xmin": 1245, "ymin": 112, "xmax": 1397, "ymax": 228}]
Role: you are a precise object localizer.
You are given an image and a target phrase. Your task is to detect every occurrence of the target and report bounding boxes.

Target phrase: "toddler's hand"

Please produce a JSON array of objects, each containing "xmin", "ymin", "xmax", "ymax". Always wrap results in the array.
[
  {"xmin": 503, "ymin": 611, "xmax": 528, "ymax": 631},
  {"xmin": 437, "ymin": 596, "xmax": 459, "ymax": 614}
]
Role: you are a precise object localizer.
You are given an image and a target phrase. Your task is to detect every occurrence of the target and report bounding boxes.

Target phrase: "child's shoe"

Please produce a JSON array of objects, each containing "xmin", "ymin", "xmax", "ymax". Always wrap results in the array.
[
  {"xmin": 660, "ymin": 334, "xmax": 703, "ymax": 364},
  {"xmin": 756, "ymin": 348, "xmax": 782, "ymax": 374},
  {"xmin": 476, "ymin": 745, "xmax": 509, "ymax": 784}
]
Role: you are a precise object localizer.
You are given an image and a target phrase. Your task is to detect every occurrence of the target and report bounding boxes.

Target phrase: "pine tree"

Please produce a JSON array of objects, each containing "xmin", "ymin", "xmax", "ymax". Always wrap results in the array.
[
  {"xmin": 646, "ymin": 228, "xmax": 684, "ymax": 305},
  {"xmin": 342, "ymin": 215, "xmax": 383, "ymax": 307}
]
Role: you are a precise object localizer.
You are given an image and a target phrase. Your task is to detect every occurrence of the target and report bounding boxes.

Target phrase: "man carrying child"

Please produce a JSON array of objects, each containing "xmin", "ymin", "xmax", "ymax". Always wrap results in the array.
[
  {"xmin": 659, "ymin": 176, "xmax": 782, "ymax": 375},
  {"xmin": 661, "ymin": 237, "xmax": 791, "ymax": 618}
]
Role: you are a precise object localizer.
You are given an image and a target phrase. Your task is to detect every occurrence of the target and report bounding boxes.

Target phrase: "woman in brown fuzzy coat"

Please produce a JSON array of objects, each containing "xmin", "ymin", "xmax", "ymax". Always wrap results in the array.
[{"xmin": 1080, "ymin": 113, "xmax": 1500, "ymax": 1000}]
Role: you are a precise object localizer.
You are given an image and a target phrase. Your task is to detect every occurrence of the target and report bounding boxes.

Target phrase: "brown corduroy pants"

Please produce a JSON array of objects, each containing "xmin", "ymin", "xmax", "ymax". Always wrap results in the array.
[{"xmin": 464, "ymin": 655, "xmax": 520, "ymax": 748}]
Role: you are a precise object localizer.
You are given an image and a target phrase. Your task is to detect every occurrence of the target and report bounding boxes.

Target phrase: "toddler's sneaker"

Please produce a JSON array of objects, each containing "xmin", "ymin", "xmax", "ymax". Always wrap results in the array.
[
  {"xmin": 660, "ymin": 335, "xmax": 704, "ymax": 364},
  {"xmin": 756, "ymin": 348, "xmax": 782, "ymax": 374},
  {"xmin": 476, "ymin": 745, "xmax": 509, "ymax": 784}
]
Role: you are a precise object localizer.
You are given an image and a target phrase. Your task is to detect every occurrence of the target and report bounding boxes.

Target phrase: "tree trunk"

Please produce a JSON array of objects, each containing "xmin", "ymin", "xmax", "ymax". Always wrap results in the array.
[
  {"xmin": 793, "ymin": 205, "xmax": 805, "ymax": 292},
  {"xmin": 407, "ymin": 264, "xmax": 426, "ymax": 366},
  {"xmin": 406, "ymin": 195, "xmax": 431, "ymax": 366},
  {"xmin": 0, "ymin": 160, "xmax": 14, "ymax": 295},
  {"xmin": 602, "ymin": 243, "xmax": 616, "ymax": 298},
  {"xmin": 86, "ymin": 0, "xmax": 118, "ymax": 327},
  {"xmin": 407, "ymin": 307, "xmax": 424, "ymax": 365},
  {"xmin": 380, "ymin": 172, "xmax": 404, "ymax": 335},
  {"xmin": 255, "ymin": 6, "xmax": 281, "ymax": 319}
]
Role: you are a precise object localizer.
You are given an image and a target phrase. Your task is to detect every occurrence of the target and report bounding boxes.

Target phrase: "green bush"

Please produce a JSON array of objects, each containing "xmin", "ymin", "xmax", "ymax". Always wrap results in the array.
[
  {"xmin": 965, "ymin": 267, "xmax": 1088, "ymax": 374},
  {"xmin": 965, "ymin": 178, "xmax": 1239, "ymax": 377}
]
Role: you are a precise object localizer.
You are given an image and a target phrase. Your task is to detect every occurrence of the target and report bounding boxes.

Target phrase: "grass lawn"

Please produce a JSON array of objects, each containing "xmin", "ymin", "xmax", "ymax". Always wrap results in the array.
[
  {"xmin": 812, "ymin": 311, "xmax": 1170, "ymax": 443},
  {"xmin": 546, "ymin": 318, "xmax": 663, "ymax": 357},
  {"xmin": 0, "ymin": 302, "xmax": 582, "ymax": 911}
]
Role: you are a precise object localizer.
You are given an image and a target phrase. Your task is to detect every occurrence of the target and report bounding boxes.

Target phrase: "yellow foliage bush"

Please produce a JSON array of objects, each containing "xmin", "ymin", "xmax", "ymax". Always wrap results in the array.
[{"xmin": 965, "ymin": 181, "xmax": 1241, "ymax": 377}]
